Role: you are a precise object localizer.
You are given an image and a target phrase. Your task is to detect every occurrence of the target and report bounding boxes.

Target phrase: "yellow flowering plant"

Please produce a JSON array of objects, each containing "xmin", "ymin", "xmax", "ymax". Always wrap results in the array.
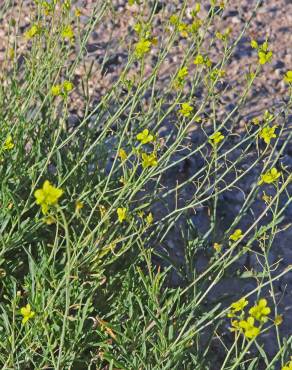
[
  {"xmin": 34, "ymin": 180, "xmax": 63, "ymax": 214},
  {"xmin": 141, "ymin": 152, "xmax": 158, "ymax": 168},
  {"xmin": 257, "ymin": 41, "xmax": 273, "ymax": 65},
  {"xmin": 178, "ymin": 103, "xmax": 193, "ymax": 117},
  {"xmin": 258, "ymin": 168, "xmax": 281, "ymax": 185},
  {"xmin": 213, "ymin": 242, "xmax": 222, "ymax": 253},
  {"xmin": 117, "ymin": 207, "xmax": 127, "ymax": 223},
  {"xmin": 209, "ymin": 131, "xmax": 224, "ymax": 146},
  {"xmin": 228, "ymin": 298, "xmax": 248, "ymax": 317},
  {"xmin": 228, "ymin": 297, "xmax": 272, "ymax": 340},
  {"xmin": 61, "ymin": 25, "xmax": 74, "ymax": 41},
  {"xmin": 282, "ymin": 360, "xmax": 292, "ymax": 370},
  {"xmin": 20, "ymin": 304, "xmax": 35, "ymax": 325},
  {"xmin": 229, "ymin": 229, "xmax": 243, "ymax": 242},
  {"xmin": 134, "ymin": 39, "xmax": 151, "ymax": 59},
  {"xmin": 238, "ymin": 316, "xmax": 260, "ymax": 339},
  {"xmin": 249, "ymin": 298, "xmax": 271, "ymax": 322},
  {"xmin": 25, "ymin": 23, "xmax": 42, "ymax": 39},
  {"xmin": 174, "ymin": 66, "xmax": 188, "ymax": 88},
  {"xmin": 118, "ymin": 148, "xmax": 128, "ymax": 161},
  {"xmin": 259, "ymin": 125, "xmax": 277, "ymax": 145},
  {"xmin": 136, "ymin": 129, "xmax": 154, "ymax": 144},
  {"xmin": 1, "ymin": 0, "xmax": 291, "ymax": 367},
  {"xmin": 3, "ymin": 135, "xmax": 14, "ymax": 150},
  {"xmin": 51, "ymin": 81, "xmax": 74, "ymax": 98},
  {"xmin": 284, "ymin": 71, "xmax": 292, "ymax": 84}
]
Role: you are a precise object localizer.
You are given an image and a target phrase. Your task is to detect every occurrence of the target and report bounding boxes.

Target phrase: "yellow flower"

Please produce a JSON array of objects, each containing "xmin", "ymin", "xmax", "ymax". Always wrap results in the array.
[
  {"xmin": 284, "ymin": 71, "xmax": 292, "ymax": 84},
  {"xmin": 258, "ymin": 50, "xmax": 273, "ymax": 65},
  {"xmin": 262, "ymin": 191, "xmax": 272, "ymax": 204},
  {"xmin": 174, "ymin": 67, "xmax": 189, "ymax": 88},
  {"xmin": 229, "ymin": 319, "xmax": 241, "ymax": 332},
  {"xmin": 118, "ymin": 148, "xmax": 127, "ymax": 161},
  {"xmin": 34, "ymin": 180, "xmax": 63, "ymax": 214},
  {"xmin": 216, "ymin": 28, "xmax": 231, "ymax": 41},
  {"xmin": 259, "ymin": 125, "xmax": 277, "ymax": 145},
  {"xmin": 258, "ymin": 168, "xmax": 281, "ymax": 185},
  {"xmin": 213, "ymin": 242, "xmax": 222, "ymax": 252},
  {"xmin": 44, "ymin": 215, "xmax": 55, "ymax": 225},
  {"xmin": 134, "ymin": 39, "xmax": 151, "ymax": 59},
  {"xmin": 61, "ymin": 25, "xmax": 74, "ymax": 41},
  {"xmin": 75, "ymin": 200, "xmax": 84, "ymax": 212},
  {"xmin": 282, "ymin": 360, "xmax": 292, "ymax": 370},
  {"xmin": 274, "ymin": 315, "xmax": 283, "ymax": 326},
  {"xmin": 177, "ymin": 66, "xmax": 188, "ymax": 80},
  {"xmin": 51, "ymin": 82, "xmax": 73, "ymax": 97},
  {"xmin": 51, "ymin": 84, "xmax": 62, "ymax": 96},
  {"xmin": 75, "ymin": 8, "xmax": 81, "ymax": 17},
  {"xmin": 137, "ymin": 129, "xmax": 154, "ymax": 144},
  {"xmin": 229, "ymin": 229, "xmax": 243, "ymax": 242},
  {"xmin": 178, "ymin": 23, "xmax": 188, "ymax": 38},
  {"xmin": 230, "ymin": 298, "xmax": 249, "ymax": 313},
  {"xmin": 146, "ymin": 212, "xmax": 153, "ymax": 225},
  {"xmin": 193, "ymin": 54, "xmax": 204, "ymax": 65},
  {"xmin": 239, "ymin": 316, "xmax": 260, "ymax": 339},
  {"xmin": 249, "ymin": 298, "xmax": 271, "ymax": 322},
  {"xmin": 63, "ymin": 80, "xmax": 74, "ymax": 93},
  {"xmin": 20, "ymin": 304, "xmax": 35, "ymax": 325},
  {"xmin": 25, "ymin": 24, "xmax": 40, "ymax": 39},
  {"xmin": 141, "ymin": 152, "xmax": 158, "ymax": 168},
  {"xmin": 188, "ymin": 19, "xmax": 202, "ymax": 34},
  {"xmin": 209, "ymin": 131, "xmax": 224, "ymax": 145},
  {"xmin": 194, "ymin": 3, "xmax": 201, "ymax": 14},
  {"xmin": 263, "ymin": 110, "xmax": 274, "ymax": 122},
  {"xmin": 178, "ymin": 102, "xmax": 193, "ymax": 117},
  {"xmin": 117, "ymin": 207, "xmax": 127, "ymax": 223},
  {"xmin": 3, "ymin": 135, "xmax": 14, "ymax": 150},
  {"xmin": 250, "ymin": 39, "xmax": 258, "ymax": 49},
  {"xmin": 251, "ymin": 117, "xmax": 260, "ymax": 125},
  {"xmin": 210, "ymin": 68, "xmax": 225, "ymax": 81}
]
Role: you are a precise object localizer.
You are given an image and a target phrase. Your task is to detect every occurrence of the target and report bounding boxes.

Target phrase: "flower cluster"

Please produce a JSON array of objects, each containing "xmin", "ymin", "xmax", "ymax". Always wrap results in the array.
[
  {"xmin": 61, "ymin": 25, "xmax": 74, "ymax": 41},
  {"xmin": 215, "ymin": 27, "xmax": 232, "ymax": 42},
  {"xmin": 210, "ymin": 68, "xmax": 225, "ymax": 81},
  {"xmin": 174, "ymin": 66, "xmax": 189, "ymax": 88},
  {"xmin": 51, "ymin": 80, "xmax": 74, "ymax": 98},
  {"xmin": 3, "ymin": 135, "xmax": 14, "ymax": 150},
  {"xmin": 251, "ymin": 39, "xmax": 273, "ymax": 65},
  {"xmin": 169, "ymin": 9, "xmax": 202, "ymax": 39},
  {"xmin": 134, "ymin": 39, "xmax": 152, "ymax": 59},
  {"xmin": 25, "ymin": 23, "xmax": 42, "ymax": 39},
  {"xmin": 228, "ymin": 297, "xmax": 271, "ymax": 339},
  {"xmin": 193, "ymin": 54, "xmax": 212, "ymax": 67}
]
